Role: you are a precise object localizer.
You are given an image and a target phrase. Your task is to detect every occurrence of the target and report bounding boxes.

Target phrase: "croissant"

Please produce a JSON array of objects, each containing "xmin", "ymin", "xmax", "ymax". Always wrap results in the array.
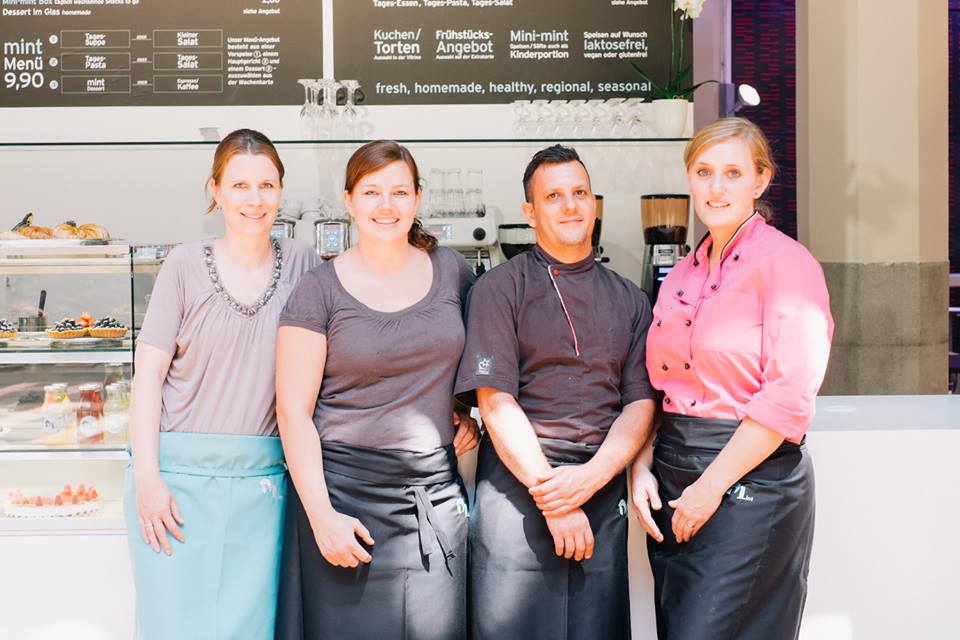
[
  {"xmin": 77, "ymin": 223, "xmax": 110, "ymax": 240},
  {"xmin": 0, "ymin": 230, "xmax": 23, "ymax": 240},
  {"xmin": 53, "ymin": 221, "xmax": 80, "ymax": 239},
  {"xmin": 18, "ymin": 226, "xmax": 52, "ymax": 239}
]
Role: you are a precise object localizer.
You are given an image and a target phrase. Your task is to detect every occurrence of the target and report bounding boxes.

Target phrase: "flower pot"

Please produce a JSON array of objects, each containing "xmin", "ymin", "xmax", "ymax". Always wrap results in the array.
[{"xmin": 651, "ymin": 99, "xmax": 689, "ymax": 137}]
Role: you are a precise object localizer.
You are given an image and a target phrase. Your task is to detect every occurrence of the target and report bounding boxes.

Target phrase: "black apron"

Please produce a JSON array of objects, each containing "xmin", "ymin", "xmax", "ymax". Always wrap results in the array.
[
  {"xmin": 470, "ymin": 436, "xmax": 630, "ymax": 640},
  {"xmin": 276, "ymin": 441, "xmax": 468, "ymax": 640},
  {"xmin": 648, "ymin": 414, "xmax": 815, "ymax": 640}
]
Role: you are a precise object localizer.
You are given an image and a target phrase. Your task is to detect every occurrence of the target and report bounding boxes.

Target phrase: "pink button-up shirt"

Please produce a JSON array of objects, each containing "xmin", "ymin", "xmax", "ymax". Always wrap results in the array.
[{"xmin": 646, "ymin": 213, "xmax": 834, "ymax": 443}]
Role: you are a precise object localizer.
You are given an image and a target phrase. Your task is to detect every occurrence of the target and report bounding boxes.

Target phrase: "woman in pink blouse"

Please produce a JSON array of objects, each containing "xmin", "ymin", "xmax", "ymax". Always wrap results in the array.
[{"xmin": 631, "ymin": 117, "xmax": 834, "ymax": 640}]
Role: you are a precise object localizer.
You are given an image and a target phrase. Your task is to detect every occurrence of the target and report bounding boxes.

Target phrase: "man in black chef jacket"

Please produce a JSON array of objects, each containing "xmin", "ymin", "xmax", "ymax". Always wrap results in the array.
[{"xmin": 455, "ymin": 145, "xmax": 657, "ymax": 639}]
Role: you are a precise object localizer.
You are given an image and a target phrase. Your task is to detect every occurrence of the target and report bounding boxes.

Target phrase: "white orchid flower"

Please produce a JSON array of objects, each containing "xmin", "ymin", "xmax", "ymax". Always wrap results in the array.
[{"xmin": 675, "ymin": 0, "xmax": 706, "ymax": 19}]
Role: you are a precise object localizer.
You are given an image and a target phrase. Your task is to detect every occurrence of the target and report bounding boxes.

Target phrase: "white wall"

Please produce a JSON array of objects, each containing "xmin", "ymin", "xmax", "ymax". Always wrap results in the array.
[{"xmin": 0, "ymin": 103, "xmax": 692, "ymax": 286}]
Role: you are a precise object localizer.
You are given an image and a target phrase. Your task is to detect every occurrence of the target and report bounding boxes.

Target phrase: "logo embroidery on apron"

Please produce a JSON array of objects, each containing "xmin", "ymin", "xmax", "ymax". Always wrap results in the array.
[
  {"xmin": 475, "ymin": 355, "xmax": 493, "ymax": 376},
  {"xmin": 617, "ymin": 498, "xmax": 628, "ymax": 517},
  {"xmin": 456, "ymin": 497, "xmax": 469, "ymax": 517},
  {"xmin": 259, "ymin": 478, "xmax": 283, "ymax": 501},
  {"xmin": 728, "ymin": 483, "xmax": 754, "ymax": 502}
]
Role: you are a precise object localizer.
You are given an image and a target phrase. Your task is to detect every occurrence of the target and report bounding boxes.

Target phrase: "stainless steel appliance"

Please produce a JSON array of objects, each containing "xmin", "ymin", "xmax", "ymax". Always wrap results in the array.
[
  {"xmin": 315, "ymin": 217, "xmax": 352, "ymax": 260},
  {"xmin": 270, "ymin": 217, "xmax": 296, "ymax": 240},
  {"xmin": 425, "ymin": 210, "xmax": 501, "ymax": 276},
  {"xmin": 497, "ymin": 223, "xmax": 536, "ymax": 260},
  {"xmin": 640, "ymin": 194, "xmax": 690, "ymax": 303}
]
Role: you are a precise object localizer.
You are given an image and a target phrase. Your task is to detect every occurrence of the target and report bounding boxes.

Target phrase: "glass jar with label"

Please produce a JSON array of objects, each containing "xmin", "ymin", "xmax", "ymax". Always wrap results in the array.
[
  {"xmin": 102, "ymin": 382, "xmax": 129, "ymax": 444},
  {"xmin": 103, "ymin": 363, "xmax": 126, "ymax": 389},
  {"xmin": 76, "ymin": 383, "xmax": 104, "ymax": 445},
  {"xmin": 41, "ymin": 383, "xmax": 74, "ymax": 447}
]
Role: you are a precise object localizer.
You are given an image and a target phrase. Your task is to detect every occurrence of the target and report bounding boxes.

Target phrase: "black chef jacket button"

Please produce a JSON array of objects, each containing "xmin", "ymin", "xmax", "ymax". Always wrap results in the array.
[
  {"xmin": 665, "ymin": 398, "xmax": 671, "ymax": 405},
  {"xmin": 693, "ymin": 260, "xmax": 700, "ymax": 267},
  {"xmin": 733, "ymin": 254, "xmax": 740, "ymax": 261},
  {"xmin": 684, "ymin": 319, "xmax": 692, "ymax": 327},
  {"xmin": 684, "ymin": 363, "xmax": 690, "ymax": 370},
  {"xmin": 710, "ymin": 283, "xmax": 718, "ymax": 290},
  {"xmin": 677, "ymin": 290, "xmax": 684, "ymax": 296},
  {"xmin": 656, "ymin": 320, "xmax": 662, "ymax": 327},
  {"xmin": 551, "ymin": 267, "xmax": 560, "ymax": 276},
  {"xmin": 662, "ymin": 364, "xmax": 668, "ymax": 371},
  {"xmin": 690, "ymin": 400, "xmax": 697, "ymax": 406}
]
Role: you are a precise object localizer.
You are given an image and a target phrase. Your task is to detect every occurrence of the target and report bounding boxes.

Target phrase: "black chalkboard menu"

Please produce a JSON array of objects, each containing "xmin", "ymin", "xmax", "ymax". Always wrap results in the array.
[
  {"xmin": 1, "ymin": 0, "xmax": 689, "ymax": 108},
  {"xmin": 333, "ymin": 0, "xmax": 688, "ymax": 105},
  {"xmin": 0, "ymin": 0, "xmax": 322, "ymax": 107}
]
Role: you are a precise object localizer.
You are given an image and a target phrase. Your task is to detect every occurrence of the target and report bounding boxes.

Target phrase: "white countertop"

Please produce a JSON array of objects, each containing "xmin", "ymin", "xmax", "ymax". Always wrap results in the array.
[{"xmin": 811, "ymin": 395, "xmax": 960, "ymax": 431}]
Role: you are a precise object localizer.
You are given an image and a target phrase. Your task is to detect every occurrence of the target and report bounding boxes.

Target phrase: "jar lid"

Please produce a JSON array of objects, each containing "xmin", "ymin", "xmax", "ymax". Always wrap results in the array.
[
  {"xmin": 78, "ymin": 383, "xmax": 103, "ymax": 391},
  {"xmin": 44, "ymin": 383, "xmax": 68, "ymax": 392}
]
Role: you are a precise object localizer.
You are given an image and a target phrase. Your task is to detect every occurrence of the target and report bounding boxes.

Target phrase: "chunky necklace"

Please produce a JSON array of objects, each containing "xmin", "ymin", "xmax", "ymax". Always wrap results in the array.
[{"xmin": 203, "ymin": 238, "xmax": 282, "ymax": 317}]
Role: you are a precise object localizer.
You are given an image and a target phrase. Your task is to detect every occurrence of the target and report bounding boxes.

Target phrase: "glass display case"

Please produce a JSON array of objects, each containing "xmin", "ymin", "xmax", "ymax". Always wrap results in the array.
[{"xmin": 0, "ymin": 242, "xmax": 135, "ymax": 533}]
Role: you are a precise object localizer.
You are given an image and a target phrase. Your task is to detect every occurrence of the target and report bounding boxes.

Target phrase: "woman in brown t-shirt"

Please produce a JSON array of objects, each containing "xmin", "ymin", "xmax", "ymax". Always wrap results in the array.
[
  {"xmin": 124, "ymin": 129, "xmax": 320, "ymax": 640},
  {"xmin": 275, "ymin": 140, "xmax": 479, "ymax": 639}
]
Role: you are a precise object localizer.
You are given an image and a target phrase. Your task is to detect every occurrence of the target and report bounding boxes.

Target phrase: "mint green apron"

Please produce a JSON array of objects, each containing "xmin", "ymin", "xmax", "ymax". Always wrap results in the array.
[{"xmin": 123, "ymin": 432, "xmax": 286, "ymax": 640}]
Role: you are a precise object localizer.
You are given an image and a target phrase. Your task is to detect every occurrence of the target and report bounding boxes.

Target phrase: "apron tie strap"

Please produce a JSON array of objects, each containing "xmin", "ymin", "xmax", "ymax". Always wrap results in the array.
[{"xmin": 412, "ymin": 486, "xmax": 456, "ymax": 561}]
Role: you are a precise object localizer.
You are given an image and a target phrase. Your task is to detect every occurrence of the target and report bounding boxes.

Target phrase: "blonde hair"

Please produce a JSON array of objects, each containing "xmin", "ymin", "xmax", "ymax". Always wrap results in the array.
[{"xmin": 684, "ymin": 117, "xmax": 777, "ymax": 218}]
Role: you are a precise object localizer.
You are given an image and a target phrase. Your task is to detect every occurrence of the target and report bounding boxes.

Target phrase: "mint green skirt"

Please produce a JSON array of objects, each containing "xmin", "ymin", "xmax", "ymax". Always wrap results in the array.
[{"xmin": 124, "ymin": 432, "xmax": 286, "ymax": 640}]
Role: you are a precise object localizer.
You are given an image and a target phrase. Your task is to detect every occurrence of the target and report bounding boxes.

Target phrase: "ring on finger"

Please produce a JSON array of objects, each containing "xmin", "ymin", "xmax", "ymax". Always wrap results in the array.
[{"xmin": 686, "ymin": 522, "xmax": 695, "ymax": 529}]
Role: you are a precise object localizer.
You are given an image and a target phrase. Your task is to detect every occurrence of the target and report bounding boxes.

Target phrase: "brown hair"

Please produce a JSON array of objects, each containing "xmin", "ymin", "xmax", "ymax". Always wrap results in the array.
[
  {"xmin": 205, "ymin": 129, "xmax": 285, "ymax": 214},
  {"xmin": 684, "ymin": 117, "xmax": 777, "ymax": 219},
  {"xmin": 344, "ymin": 140, "xmax": 438, "ymax": 252}
]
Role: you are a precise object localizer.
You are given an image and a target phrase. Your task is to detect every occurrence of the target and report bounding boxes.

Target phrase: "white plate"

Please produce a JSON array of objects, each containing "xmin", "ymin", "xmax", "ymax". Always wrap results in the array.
[
  {"xmin": 49, "ymin": 336, "xmax": 109, "ymax": 344},
  {"xmin": 3, "ymin": 500, "xmax": 102, "ymax": 518}
]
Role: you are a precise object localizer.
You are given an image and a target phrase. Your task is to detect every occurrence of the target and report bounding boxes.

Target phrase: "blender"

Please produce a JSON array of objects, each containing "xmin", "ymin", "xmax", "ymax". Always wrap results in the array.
[{"xmin": 640, "ymin": 194, "xmax": 690, "ymax": 303}]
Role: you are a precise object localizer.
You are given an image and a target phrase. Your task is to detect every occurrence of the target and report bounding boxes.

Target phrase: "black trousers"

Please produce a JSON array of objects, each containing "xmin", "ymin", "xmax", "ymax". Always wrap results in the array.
[
  {"xmin": 648, "ymin": 414, "xmax": 815, "ymax": 640},
  {"xmin": 470, "ymin": 436, "xmax": 630, "ymax": 640},
  {"xmin": 276, "ymin": 441, "xmax": 468, "ymax": 640}
]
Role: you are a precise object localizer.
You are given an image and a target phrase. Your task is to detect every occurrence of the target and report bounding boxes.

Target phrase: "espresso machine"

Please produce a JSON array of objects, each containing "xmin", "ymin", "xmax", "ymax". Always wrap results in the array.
[
  {"xmin": 424, "ymin": 209, "xmax": 500, "ymax": 276},
  {"xmin": 293, "ymin": 202, "xmax": 353, "ymax": 260},
  {"xmin": 640, "ymin": 194, "xmax": 690, "ymax": 303}
]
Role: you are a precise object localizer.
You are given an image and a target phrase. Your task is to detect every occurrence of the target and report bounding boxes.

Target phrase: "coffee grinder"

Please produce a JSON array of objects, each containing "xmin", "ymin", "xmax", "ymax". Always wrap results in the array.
[{"xmin": 640, "ymin": 194, "xmax": 690, "ymax": 303}]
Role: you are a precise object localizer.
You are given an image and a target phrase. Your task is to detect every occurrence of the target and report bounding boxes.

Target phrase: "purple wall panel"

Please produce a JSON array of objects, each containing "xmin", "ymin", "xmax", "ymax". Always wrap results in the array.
[{"xmin": 731, "ymin": 0, "xmax": 797, "ymax": 239}]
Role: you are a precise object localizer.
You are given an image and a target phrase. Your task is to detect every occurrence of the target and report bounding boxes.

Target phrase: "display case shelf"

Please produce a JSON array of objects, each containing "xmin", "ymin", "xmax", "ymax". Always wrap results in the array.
[
  {"xmin": 0, "ymin": 349, "xmax": 132, "ymax": 365},
  {"xmin": 0, "ymin": 500, "xmax": 124, "ymax": 535},
  {"xmin": 0, "ymin": 137, "xmax": 690, "ymax": 148},
  {"xmin": 0, "ymin": 447, "xmax": 128, "ymax": 462}
]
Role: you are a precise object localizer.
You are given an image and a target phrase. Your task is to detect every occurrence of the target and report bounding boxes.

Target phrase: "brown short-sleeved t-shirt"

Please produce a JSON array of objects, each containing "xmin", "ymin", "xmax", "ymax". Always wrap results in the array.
[
  {"xmin": 279, "ymin": 246, "xmax": 475, "ymax": 452},
  {"xmin": 138, "ymin": 237, "xmax": 321, "ymax": 436},
  {"xmin": 454, "ymin": 244, "xmax": 655, "ymax": 446}
]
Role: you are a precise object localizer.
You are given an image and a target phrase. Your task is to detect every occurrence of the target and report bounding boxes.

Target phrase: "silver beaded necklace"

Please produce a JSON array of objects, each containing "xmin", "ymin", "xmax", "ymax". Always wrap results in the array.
[{"xmin": 203, "ymin": 238, "xmax": 283, "ymax": 317}]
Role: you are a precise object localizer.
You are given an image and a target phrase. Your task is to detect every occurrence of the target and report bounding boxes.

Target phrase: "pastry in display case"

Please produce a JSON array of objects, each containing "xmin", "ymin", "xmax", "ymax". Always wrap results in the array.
[
  {"xmin": 4, "ymin": 484, "xmax": 102, "ymax": 518},
  {"xmin": 0, "ymin": 213, "xmax": 112, "ymax": 244},
  {"xmin": 0, "ymin": 241, "xmax": 135, "ymax": 532}
]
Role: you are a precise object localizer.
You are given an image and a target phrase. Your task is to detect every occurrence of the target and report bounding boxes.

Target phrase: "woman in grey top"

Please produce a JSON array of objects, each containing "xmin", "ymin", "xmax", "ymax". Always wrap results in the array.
[
  {"xmin": 124, "ymin": 129, "xmax": 320, "ymax": 640},
  {"xmin": 275, "ymin": 140, "xmax": 479, "ymax": 640}
]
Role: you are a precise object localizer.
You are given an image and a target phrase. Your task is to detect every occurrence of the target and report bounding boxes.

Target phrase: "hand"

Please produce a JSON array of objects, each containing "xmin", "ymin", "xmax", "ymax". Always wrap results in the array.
[
  {"xmin": 668, "ymin": 479, "xmax": 723, "ymax": 543},
  {"xmin": 545, "ymin": 508, "xmax": 595, "ymax": 561},
  {"xmin": 311, "ymin": 508, "xmax": 375, "ymax": 568},
  {"xmin": 630, "ymin": 463, "xmax": 664, "ymax": 543},
  {"xmin": 135, "ymin": 472, "xmax": 185, "ymax": 556},
  {"xmin": 529, "ymin": 464, "xmax": 600, "ymax": 517},
  {"xmin": 452, "ymin": 410, "xmax": 480, "ymax": 456}
]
